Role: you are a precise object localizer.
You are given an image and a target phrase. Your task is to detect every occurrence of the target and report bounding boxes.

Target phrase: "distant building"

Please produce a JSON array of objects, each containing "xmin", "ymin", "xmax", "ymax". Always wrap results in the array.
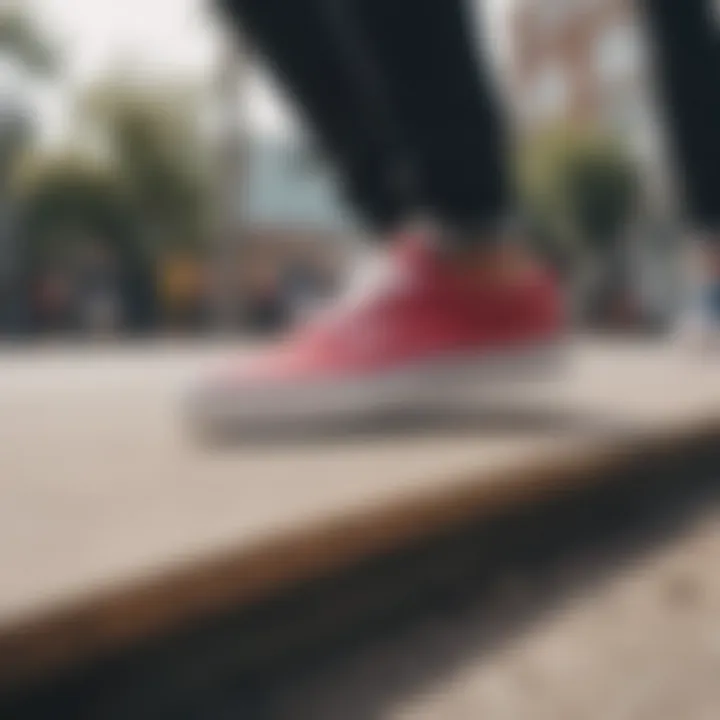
[
  {"xmin": 218, "ymin": 135, "xmax": 359, "ymax": 327},
  {"xmin": 245, "ymin": 137, "xmax": 357, "ymax": 235}
]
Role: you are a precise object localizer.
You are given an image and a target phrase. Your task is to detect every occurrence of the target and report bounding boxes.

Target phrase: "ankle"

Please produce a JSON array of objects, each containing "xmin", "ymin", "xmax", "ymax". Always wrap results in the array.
[{"xmin": 446, "ymin": 241, "xmax": 538, "ymax": 285}]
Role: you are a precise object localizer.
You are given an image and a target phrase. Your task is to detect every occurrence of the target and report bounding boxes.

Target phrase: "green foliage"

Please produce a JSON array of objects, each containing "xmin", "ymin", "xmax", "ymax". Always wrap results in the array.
[
  {"xmin": 0, "ymin": 5, "xmax": 56, "ymax": 74},
  {"xmin": 12, "ymin": 152, "xmax": 140, "ymax": 269},
  {"xmin": 8, "ymin": 72, "xmax": 213, "ymax": 331},
  {"xmin": 519, "ymin": 126, "xmax": 640, "ymax": 257},
  {"xmin": 12, "ymin": 150, "xmax": 161, "ymax": 329},
  {"xmin": 0, "ymin": 5, "xmax": 57, "ymax": 182},
  {"xmin": 78, "ymin": 77, "xmax": 212, "ymax": 255},
  {"xmin": 0, "ymin": 105, "xmax": 31, "ymax": 179}
]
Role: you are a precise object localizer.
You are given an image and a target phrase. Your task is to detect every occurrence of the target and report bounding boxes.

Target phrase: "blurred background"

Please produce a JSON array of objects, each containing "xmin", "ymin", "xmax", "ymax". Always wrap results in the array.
[
  {"xmin": 0, "ymin": 0, "xmax": 685, "ymax": 343},
  {"xmin": 4, "ymin": 2, "xmax": 720, "ymax": 717}
]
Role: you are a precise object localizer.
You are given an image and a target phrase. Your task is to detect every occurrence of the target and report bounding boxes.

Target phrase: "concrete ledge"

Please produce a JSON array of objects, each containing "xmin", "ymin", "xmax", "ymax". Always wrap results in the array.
[{"xmin": 0, "ymin": 342, "xmax": 719, "ymax": 690}]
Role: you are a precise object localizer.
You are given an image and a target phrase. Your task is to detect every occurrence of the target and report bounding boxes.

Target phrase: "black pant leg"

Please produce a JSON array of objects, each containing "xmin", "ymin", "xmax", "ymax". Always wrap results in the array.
[
  {"xmin": 218, "ymin": 0, "xmax": 417, "ymax": 229},
  {"xmin": 353, "ymin": 0, "xmax": 512, "ymax": 239},
  {"xmin": 642, "ymin": 0, "xmax": 720, "ymax": 231}
]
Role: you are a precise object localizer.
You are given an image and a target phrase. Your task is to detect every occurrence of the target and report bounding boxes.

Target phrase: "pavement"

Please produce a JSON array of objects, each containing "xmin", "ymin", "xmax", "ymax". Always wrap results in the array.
[
  {"xmin": 1, "ymin": 338, "xmax": 720, "ymax": 690},
  {"xmin": 271, "ymin": 492, "xmax": 720, "ymax": 720}
]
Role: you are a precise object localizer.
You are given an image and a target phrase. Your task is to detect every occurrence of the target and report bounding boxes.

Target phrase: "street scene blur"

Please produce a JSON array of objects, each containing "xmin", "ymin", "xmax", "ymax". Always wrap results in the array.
[
  {"xmin": 0, "ymin": 0, "xmax": 699, "ymax": 341},
  {"xmin": 3, "ymin": 0, "xmax": 720, "ymax": 718},
  {"xmin": 0, "ymin": 0, "xmax": 351, "ymax": 340}
]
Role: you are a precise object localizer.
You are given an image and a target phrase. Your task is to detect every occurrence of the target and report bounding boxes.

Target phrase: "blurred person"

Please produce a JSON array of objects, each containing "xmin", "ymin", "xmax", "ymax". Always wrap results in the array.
[
  {"xmin": 161, "ymin": 254, "xmax": 204, "ymax": 332},
  {"xmin": 642, "ymin": 0, "xmax": 720, "ymax": 347},
  {"xmin": 34, "ymin": 269, "xmax": 73, "ymax": 334},
  {"xmin": 75, "ymin": 242, "xmax": 123, "ymax": 337},
  {"xmin": 282, "ymin": 262, "xmax": 321, "ymax": 322},
  {"xmin": 244, "ymin": 254, "xmax": 290, "ymax": 334},
  {"xmin": 283, "ymin": 259, "xmax": 338, "ymax": 323},
  {"xmin": 677, "ymin": 234, "xmax": 720, "ymax": 349}
]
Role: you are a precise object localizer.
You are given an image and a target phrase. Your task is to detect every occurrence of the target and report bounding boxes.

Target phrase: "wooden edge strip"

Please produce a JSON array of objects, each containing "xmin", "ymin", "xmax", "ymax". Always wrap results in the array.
[{"xmin": 1, "ymin": 418, "xmax": 718, "ymax": 691}]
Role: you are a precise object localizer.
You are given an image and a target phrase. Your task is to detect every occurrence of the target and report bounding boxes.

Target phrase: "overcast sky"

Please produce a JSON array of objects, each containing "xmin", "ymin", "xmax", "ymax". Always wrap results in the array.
[{"xmin": 22, "ymin": 0, "xmax": 511, "ymax": 139}]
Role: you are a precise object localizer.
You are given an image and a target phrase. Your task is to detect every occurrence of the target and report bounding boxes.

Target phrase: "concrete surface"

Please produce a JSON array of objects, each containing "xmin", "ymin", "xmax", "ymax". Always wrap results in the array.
[
  {"xmin": 273, "ymin": 496, "xmax": 720, "ymax": 720},
  {"xmin": 1, "ymin": 339, "xmax": 719, "ymax": 687}
]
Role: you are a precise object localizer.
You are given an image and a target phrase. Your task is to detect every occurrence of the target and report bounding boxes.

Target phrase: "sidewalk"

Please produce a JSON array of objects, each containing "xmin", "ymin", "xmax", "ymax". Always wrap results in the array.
[{"xmin": 0, "ymin": 340, "xmax": 719, "ymax": 689}]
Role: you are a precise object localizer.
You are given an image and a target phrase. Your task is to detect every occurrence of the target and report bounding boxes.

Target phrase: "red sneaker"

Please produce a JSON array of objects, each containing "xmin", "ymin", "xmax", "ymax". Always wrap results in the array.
[{"xmin": 191, "ymin": 234, "xmax": 566, "ymax": 433}]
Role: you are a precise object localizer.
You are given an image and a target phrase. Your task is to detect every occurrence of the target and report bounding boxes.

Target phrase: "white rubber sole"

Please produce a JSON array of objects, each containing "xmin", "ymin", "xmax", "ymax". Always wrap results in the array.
[{"xmin": 187, "ymin": 340, "xmax": 570, "ymax": 439}]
